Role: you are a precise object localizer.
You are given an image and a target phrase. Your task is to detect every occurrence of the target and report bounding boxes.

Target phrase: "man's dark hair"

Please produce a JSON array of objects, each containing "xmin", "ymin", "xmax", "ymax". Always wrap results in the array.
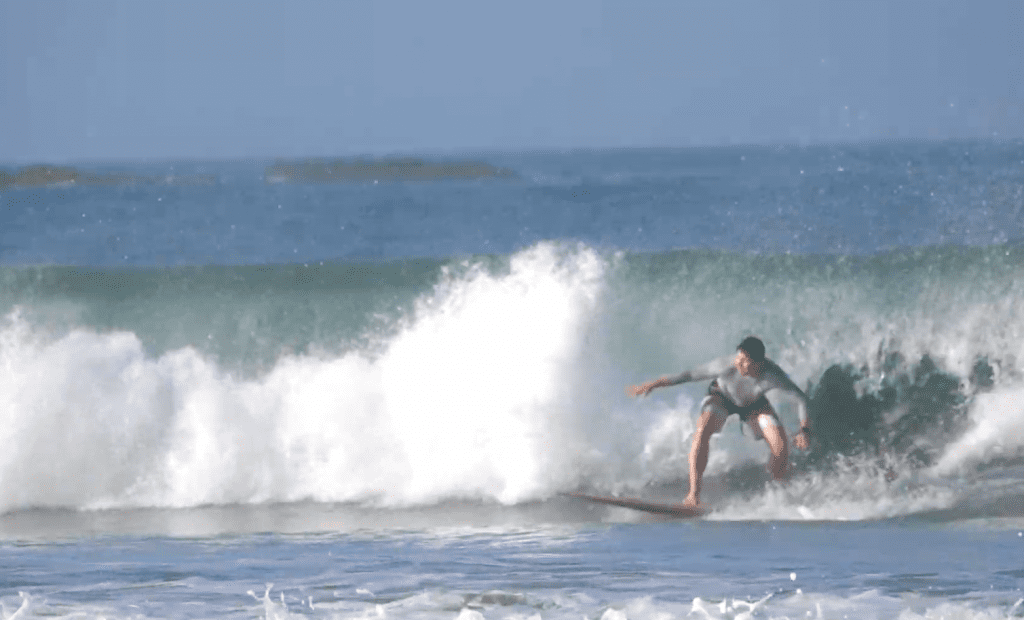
[{"xmin": 737, "ymin": 336, "xmax": 766, "ymax": 362}]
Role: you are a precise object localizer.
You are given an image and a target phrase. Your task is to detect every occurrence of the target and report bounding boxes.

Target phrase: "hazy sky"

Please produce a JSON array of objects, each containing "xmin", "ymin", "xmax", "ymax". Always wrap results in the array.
[{"xmin": 2, "ymin": 0, "xmax": 1022, "ymax": 162}]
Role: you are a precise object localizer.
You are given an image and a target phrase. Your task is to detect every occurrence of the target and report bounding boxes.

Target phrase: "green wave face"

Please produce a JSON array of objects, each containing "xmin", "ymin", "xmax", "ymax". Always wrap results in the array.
[{"xmin": 2, "ymin": 243, "xmax": 1021, "ymax": 376}]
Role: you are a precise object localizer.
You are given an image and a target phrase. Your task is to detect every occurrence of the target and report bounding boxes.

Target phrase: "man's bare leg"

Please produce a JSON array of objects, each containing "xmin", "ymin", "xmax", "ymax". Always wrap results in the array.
[
  {"xmin": 750, "ymin": 412, "xmax": 789, "ymax": 480},
  {"xmin": 684, "ymin": 398, "xmax": 727, "ymax": 507}
]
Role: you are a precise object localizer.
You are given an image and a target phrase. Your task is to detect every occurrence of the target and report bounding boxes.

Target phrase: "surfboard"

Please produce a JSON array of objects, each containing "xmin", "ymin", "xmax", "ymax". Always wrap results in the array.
[{"xmin": 562, "ymin": 491, "xmax": 705, "ymax": 518}]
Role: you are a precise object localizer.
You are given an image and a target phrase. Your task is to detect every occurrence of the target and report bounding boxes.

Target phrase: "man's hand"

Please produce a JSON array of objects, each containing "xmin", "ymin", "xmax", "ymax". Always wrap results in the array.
[
  {"xmin": 626, "ymin": 380, "xmax": 657, "ymax": 397},
  {"xmin": 793, "ymin": 427, "xmax": 811, "ymax": 450}
]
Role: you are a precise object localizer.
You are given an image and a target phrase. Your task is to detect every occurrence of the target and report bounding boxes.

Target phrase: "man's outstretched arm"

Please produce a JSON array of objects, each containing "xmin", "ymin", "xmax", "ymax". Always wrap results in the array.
[
  {"xmin": 627, "ymin": 375, "xmax": 684, "ymax": 397},
  {"xmin": 626, "ymin": 357, "xmax": 728, "ymax": 397}
]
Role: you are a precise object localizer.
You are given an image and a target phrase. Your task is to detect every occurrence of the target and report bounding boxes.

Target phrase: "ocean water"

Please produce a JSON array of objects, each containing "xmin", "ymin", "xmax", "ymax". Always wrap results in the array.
[{"xmin": 1, "ymin": 140, "xmax": 1024, "ymax": 619}]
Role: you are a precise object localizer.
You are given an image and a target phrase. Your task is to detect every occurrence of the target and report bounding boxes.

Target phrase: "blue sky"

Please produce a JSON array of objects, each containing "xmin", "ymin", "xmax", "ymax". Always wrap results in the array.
[{"xmin": 2, "ymin": 0, "xmax": 1021, "ymax": 161}]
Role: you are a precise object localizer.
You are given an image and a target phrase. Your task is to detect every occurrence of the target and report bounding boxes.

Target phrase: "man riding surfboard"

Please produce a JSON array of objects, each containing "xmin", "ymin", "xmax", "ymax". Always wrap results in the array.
[{"xmin": 628, "ymin": 336, "xmax": 812, "ymax": 508}]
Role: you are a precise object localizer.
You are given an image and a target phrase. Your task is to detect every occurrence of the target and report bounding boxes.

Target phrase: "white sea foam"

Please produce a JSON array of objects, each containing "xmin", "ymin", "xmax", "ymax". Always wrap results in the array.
[
  {"xmin": 932, "ymin": 385, "xmax": 1024, "ymax": 476},
  {"xmin": 0, "ymin": 243, "xmax": 627, "ymax": 512},
  {"xmin": 712, "ymin": 453, "xmax": 958, "ymax": 521},
  {"xmin": 241, "ymin": 588, "xmax": 1024, "ymax": 620}
]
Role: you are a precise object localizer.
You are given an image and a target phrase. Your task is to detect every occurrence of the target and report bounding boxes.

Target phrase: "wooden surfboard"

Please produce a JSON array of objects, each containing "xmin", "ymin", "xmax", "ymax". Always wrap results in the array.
[{"xmin": 562, "ymin": 491, "xmax": 705, "ymax": 518}]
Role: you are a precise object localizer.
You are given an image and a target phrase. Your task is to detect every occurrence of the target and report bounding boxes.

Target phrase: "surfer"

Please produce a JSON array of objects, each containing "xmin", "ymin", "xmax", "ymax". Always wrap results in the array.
[{"xmin": 627, "ymin": 336, "xmax": 812, "ymax": 508}]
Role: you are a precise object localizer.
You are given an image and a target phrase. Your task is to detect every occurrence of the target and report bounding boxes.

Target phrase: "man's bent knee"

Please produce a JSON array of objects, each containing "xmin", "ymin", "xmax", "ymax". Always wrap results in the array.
[
  {"xmin": 757, "ymin": 414, "xmax": 789, "ymax": 467},
  {"xmin": 756, "ymin": 412, "xmax": 779, "ymax": 432},
  {"xmin": 696, "ymin": 402, "xmax": 728, "ymax": 439}
]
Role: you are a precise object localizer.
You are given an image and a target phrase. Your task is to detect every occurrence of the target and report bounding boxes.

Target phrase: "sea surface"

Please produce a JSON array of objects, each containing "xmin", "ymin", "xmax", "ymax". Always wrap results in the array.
[{"xmin": 1, "ymin": 141, "xmax": 1024, "ymax": 619}]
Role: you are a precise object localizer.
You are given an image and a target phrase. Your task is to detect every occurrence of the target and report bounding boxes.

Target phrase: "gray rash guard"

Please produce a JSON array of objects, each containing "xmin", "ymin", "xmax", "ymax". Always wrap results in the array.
[{"xmin": 665, "ymin": 355, "xmax": 810, "ymax": 427}]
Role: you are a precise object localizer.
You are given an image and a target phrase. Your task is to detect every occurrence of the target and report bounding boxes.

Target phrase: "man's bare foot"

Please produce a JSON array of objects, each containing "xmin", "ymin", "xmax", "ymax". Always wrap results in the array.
[{"xmin": 680, "ymin": 495, "xmax": 701, "ymax": 509}]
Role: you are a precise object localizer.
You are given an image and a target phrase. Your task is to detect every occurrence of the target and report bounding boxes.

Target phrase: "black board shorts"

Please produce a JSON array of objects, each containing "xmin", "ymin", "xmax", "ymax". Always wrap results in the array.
[{"xmin": 707, "ymin": 379, "xmax": 773, "ymax": 423}]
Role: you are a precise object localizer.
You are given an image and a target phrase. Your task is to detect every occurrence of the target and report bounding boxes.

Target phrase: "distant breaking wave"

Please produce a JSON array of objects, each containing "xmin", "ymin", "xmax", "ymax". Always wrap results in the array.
[{"xmin": 264, "ymin": 157, "xmax": 514, "ymax": 183}]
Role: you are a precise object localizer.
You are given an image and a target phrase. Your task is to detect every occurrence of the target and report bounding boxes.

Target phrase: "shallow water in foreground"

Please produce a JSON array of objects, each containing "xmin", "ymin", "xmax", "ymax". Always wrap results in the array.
[{"xmin": 2, "ymin": 503, "xmax": 1023, "ymax": 620}]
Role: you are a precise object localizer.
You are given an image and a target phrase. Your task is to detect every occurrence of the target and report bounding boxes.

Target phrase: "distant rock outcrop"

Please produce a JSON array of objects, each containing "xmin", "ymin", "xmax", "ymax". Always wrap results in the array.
[
  {"xmin": 264, "ymin": 157, "xmax": 514, "ymax": 183},
  {"xmin": 0, "ymin": 165, "xmax": 215, "ymax": 189}
]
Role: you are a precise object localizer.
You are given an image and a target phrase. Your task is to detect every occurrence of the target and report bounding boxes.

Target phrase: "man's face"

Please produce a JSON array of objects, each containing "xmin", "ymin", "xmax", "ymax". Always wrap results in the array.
[{"xmin": 734, "ymin": 349, "xmax": 757, "ymax": 376}]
